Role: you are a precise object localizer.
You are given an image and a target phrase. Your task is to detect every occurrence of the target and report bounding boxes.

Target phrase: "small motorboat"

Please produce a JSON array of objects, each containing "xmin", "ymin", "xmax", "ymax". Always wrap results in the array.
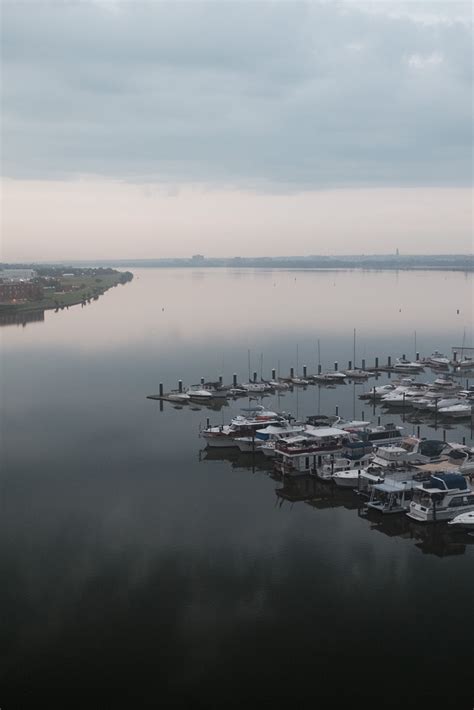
[{"xmin": 448, "ymin": 510, "xmax": 474, "ymax": 530}]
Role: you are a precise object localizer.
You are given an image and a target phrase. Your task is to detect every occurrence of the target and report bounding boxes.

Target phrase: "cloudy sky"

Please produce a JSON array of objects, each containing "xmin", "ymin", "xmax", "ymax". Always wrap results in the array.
[{"xmin": 1, "ymin": 0, "xmax": 472, "ymax": 260}]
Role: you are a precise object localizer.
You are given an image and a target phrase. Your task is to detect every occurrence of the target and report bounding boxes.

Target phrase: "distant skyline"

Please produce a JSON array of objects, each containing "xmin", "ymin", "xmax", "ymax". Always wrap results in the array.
[{"xmin": 2, "ymin": 1, "xmax": 473, "ymax": 260}]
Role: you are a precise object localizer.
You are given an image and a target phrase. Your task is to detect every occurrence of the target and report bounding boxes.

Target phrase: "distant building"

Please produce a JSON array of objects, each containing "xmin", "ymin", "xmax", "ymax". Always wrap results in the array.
[
  {"xmin": 0, "ymin": 268, "xmax": 37, "ymax": 282},
  {"xmin": 0, "ymin": 282, "xmax": 43, "ymax": 302},
  {"xmin": 62, "ymin": 273, "xmax": 75, "ymax": 277},
  {"xmin": 191, "ymin": 254, "xmax": 205, "ymax": 263}
]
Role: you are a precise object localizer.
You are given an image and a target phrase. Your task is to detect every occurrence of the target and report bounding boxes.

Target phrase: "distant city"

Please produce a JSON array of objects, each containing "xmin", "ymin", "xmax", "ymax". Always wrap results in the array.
[{"xmin": 19, "ymin": 253, "xmax": 473, "ymax": 271}]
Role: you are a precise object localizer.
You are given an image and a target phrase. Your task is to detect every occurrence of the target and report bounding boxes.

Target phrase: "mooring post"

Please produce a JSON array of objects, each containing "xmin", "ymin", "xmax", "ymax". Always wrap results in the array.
[
  {"xmin": 443, "ymin": 429, "xmax": 446, "ymax": 442},
  {"xmin": 462, "ymin": 437, "xmax": 466, "ymax": 445},
  {"xmin": 362, "ymin": 410, "xmax": 365, "ymax": 420},
  {"xmin": 178, "ymin": 380, "xmax": 183, "ymax": 393},
  {"xmin": 290, "ymin": 367, "xmax": 294, "ymax": 378},
  {"xmin": 253, "ymin": 371, "xmax": 257, "ymax": 383},
  {"xmin": 159, "ymin": 383, "xmax": 164, "ymax": 397},
  {"xmin": 453, "ymin": 351, "xmax": 457, "ymax": 362},
  {"xmin": 318, "ymin": 364, "xmax": 322, "ymax": 374},
  {"xmin": 233, "ymin": 373, "xmax": 237, "ymax": 387},
  {"xmin": 373, "ymin": 386, "xmax": 376, "ymax": 406},
  {"xmin": 378, "ymin": 416, "xmax": 381, "ymax": 425},
  {"xmin": 416, "ymin": 352, "xmax": 420, "ymax": 361},
  {"xmin": 387, "ymin": 355, "xmax": 391, "ymax": 367},
  {"xmin": 206, "ymin": 418, "xmax": 210, "ymax": 428},
  {"xmin": 272, "ymin": 368, "xmax": 276, "ymax": 380},
  {"xmin": 303, "ymin": 365, "xmax": 307, "ymax": 378},
  {"xmin": 201, "ymin": 377, "xmax": 205, "ymax": 385},
  {"xmin": 402, "ymin": 354, "xmax": 406, "ymax": 361},
  {"xmin": 335, "ymin": 405, "xmax": 339, "ymax": 416},
  {"xmin": 417, "ymin": 426, "xmax": 420, "ymax": 438},
  {"xmin": 362, "ymin": 358, "xmax": 366, "ymax": 370},
  {"xmin": 334, "ymin": 362, "xmax": 338, "ymax": 371},
  {"xmin": 375, "ymin": 356, "xmax": 379, "ymax": 369},
  {"xmin": 219, "ymin": 375, "xmax": 223, "ymax": 386},
  {"xmin": 348, "ymin": 360, "xmax": 352, "ymax": 370}
]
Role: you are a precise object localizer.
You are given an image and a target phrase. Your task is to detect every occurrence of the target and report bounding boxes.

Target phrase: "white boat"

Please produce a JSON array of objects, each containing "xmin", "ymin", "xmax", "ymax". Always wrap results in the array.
[
  {"xmin": 332, "ymin": 468, "xmax": 370, "ymax": 488},
  {"xmin": 393, "ymin": 358, "xmax": 424, "ymax": 373},
  {"xmin": 359, "ymin": 384, "xmax": 396, "ymax": 400},
  {"xmin": 273, "ymin": 427, "xmax": 348, "ymax": 476},
  {"xmin": 407, "ymin": 473, "xmax": 474, "ymax": 523},
  {"xmin": 366, "ymin": 478, "xmax": 419, "ymax": 514},
  {"xmin": 425, "ymin": 351, "xmax": 450, "ymax": 369},
  {"xmin": 315, "ymin": 454, "xmax": 373, "ymax": 482},
  {"xmin": 438, "ymin": 403, "xmax": 472, "ymax": 418},
  {"xmin": 234, "ymin": 424, "xmax": 304, "ymax": 453},
  {"xmin": 269, "ymin": 380, "xmax": 290, "ymax": 390},
  {"xmin": 312, "ymin": 371, "xmax": 347, "ymax": 383},
  {"xmin": 167, "ymin": 392, "xmax": 191, "ymax": 402},
  {"xmin": 447, "ymin": 510, "xmax": 474, "ymax": 530},
  {"xmin": 291, "ymin": 377, "xmax": 310, "ymax": 386},
  {"xmin": 343, "ymin": 368, "xmax": 371, "ymax": 379},
  {"xmin": 186, "ymin": 385, "xmax": 214, "ymax": 400},
  {"xmin": 201, "ymin": 408, "xmax": 284, "ymax": 447}
]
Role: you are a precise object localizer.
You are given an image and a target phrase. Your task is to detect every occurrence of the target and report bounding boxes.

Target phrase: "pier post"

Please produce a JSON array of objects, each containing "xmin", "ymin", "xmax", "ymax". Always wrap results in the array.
[
  {"xmin": 348, "ymin": 360, "xmax": 352, "ymax": 370},
  {"xmin": 290, "ymin": 367, "xmax": 294, "ymax": 378},
  {"xmin": 159, "ymin": 383, "xmax": 164, "ymax": 397},
  {"xmin": 387, "ymin": 355, "xmax": 391, "ymax": 367},
  {"xmin": 219, "ymin": 375, "xmax": 223, "ymax": 386},
  {"xmin": 402, "ymin": 392, "xmax": 406, "ymax": 421},
  {"xmin": 334, "ymin": 362, "xmax": 338, "ymax": 371},
  {"xmin": 362, "ymin": 410, "xmax": 365, "ymax": 420},
  {"xmin": 416, "ymin": 352, "xmax": 420, "ymax": 361},
  {"xmin": 178, "ymin": 380, "xmax": 183, "ymax": 393},
  {"xmin": 253, "ymin": 371, "xmax": 257, "ymax": 382},
  {"xmin": 375, "ymin": 357, "xmax": 379, "ymax": 369},
  {"xmin": 272, "ymin": 368, "xmax": 276, "ymax": 380},
  {"xmin": 233, "ymin": 373, "xmax": 237, "ymax": 387},
  {"xmin": 201, "ymin": 377, "xmax": 205, "ymax": 385},
  {"xmin": 335, "ymin": 406, "xmax": 339, "ymax": 416},
  {"xmin": 318, "ymin": 364, "xmax": 322, "ymax": 374},
  {"xmin": 372, "ymin": 386, "xmax": 376, "ymax": 406},
  {"xmin": 463, "ymin": 437, "xmax": 466, "ymax": 445},
  {"xmin": 453, "ymin": 351, "xmax": 457, "ymax": 362},
  {"xmin": 303, "ymin": 365, "xmax": 307, "ymax": 378},
  {"xmin": 378, "ymin": 416, "xmax": 381, "ymax": 425},
  {"xmin": 362, "ymin": 359, "xmax": 366, "ymax": 370},
  {"xmin": 206, "ymin": 418, "xmax": 210, "ymax": 428},
  {"xmin": 443, "ymin": 429, "xmax": 446, "ymax": 442},
  {"xmin": 402, "ymin": 354, "xmax": 406, "ymax": 361},
  {"xmin": 417, "ymin": 426, "xmax": 420, "ymax": 438}
]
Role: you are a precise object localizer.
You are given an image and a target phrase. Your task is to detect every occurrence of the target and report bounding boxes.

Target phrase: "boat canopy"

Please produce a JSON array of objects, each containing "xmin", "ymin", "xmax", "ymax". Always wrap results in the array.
[
  {"xmin": 423, "ymin": 473, "xmax": 468, "ymax": 491},
  {"xmin": 305, "ymin": 426, "xmax": 347, "ymax": 438}
]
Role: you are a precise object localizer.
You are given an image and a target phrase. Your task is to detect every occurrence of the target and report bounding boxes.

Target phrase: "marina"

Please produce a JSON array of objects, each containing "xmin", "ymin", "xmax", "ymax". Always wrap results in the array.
[{"xmin": 3, "ymin": 266, "xmax": 474, "ymax": 700}]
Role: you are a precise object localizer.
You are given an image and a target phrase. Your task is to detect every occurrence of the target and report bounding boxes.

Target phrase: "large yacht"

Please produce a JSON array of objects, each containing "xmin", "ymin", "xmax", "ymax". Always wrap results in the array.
[{"xmin": 407, "ymin": 473, "xmax": 474, "ymax": 523}]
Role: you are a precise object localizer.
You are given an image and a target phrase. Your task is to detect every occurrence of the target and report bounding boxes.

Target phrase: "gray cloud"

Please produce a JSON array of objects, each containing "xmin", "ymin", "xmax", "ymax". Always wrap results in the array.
[{"xmin": 1, "ymin": 1, "xmax": 472, "ymax": 188}]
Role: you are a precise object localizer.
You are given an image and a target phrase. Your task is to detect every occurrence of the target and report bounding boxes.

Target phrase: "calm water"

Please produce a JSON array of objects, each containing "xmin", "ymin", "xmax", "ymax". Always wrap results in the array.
[{"xmin": 1, "ymin": 268, "xmax": 474, "ymax": 702}]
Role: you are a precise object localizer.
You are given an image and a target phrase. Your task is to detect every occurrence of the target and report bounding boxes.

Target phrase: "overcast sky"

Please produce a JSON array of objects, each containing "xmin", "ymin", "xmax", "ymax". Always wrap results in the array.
[{"xmin": 1, "ymin": 0, "xmax": 472, "ymax": 260}]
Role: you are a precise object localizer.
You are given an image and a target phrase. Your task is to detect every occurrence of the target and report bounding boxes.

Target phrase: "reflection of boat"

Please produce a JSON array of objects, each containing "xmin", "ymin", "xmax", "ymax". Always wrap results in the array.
[
  {"xmin": 448, "ymin": 511, "xmax": 474, "ymax": 530},
  {"xmin": 407, "ymin": 473, "xmax": 474, "ymax": 523}
]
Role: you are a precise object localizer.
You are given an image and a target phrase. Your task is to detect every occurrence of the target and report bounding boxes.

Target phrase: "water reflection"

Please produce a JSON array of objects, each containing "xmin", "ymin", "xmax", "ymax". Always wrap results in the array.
[{"xmin": 200, "ymin": 450, "xmax": 474, "ymax": 557}]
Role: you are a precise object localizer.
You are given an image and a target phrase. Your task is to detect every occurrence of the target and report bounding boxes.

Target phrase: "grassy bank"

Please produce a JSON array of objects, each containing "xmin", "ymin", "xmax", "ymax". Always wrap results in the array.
[{"xmin": 0, "ymin": 270, "xmax": 133, "ymax": 315}]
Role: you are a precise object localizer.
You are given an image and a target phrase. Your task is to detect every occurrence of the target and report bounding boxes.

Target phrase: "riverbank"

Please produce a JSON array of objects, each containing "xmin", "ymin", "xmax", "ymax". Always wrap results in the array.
[{"xmin": 0, "ymin": 268, "xmax": 133, "ymax": 316}]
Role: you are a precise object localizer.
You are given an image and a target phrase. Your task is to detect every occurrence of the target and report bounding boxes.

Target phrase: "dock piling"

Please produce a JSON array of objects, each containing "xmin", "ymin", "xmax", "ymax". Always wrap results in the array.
[
  {"xmin": 334, "ymin": 362, "xmax": 338, "ymax": 371},
  {"xmin": 303, "ymin": 365, "xmax": 307, "ymax": 378},
  {"xmin": 272, "ymin": 368, "xmax": 276, "ymax": 380},
  {"xmin": 318, "ymin": 364, "xmax": 322, "ymax": 374},
  {"xmin": 387, "ymin": 355, "xmax": 391, "ymax": 367},
  {"xmin": 178, "ymin": 380, "xmax": 183, "ymax": 393},
  {"xmin": 362, "ymin": 358, "xmax": 366, "ymax": 370},
  {"xmin": 159, "ymin": 383, "xmax": 163, "ymax": 397},
  {"xmin": 348, "ymin": 360, "xmax": 352, "ymax": 370},
  {"xmin": 201, "ymin": 377, "xmax": 205, "ymax": 385},
  {"xmin": 375, "ymin": 356, "xmax": 379, "ymax": 369},
  {"xmin": 233, "ymin": 373, "xmax": 237, "ymax": 387},
  {"xmin": 253, "ymin": 371, "xmax": 257, "ymax": 383},
  {"xmin": 290, "ymin": 367, "xmax": 294, "ymax": 378}
]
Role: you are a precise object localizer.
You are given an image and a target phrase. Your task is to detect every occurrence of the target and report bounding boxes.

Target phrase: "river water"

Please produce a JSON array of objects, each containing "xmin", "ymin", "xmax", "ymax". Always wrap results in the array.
[{"xmin": 1, "ymin": 268, "xmax": 473, "ymax": 701}]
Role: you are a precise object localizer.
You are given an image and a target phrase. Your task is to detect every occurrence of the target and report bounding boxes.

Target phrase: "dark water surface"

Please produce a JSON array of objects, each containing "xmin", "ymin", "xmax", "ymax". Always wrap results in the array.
[{"xmin": 1, "ymin": 268, "xmax": 473, "ymax": 703}]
